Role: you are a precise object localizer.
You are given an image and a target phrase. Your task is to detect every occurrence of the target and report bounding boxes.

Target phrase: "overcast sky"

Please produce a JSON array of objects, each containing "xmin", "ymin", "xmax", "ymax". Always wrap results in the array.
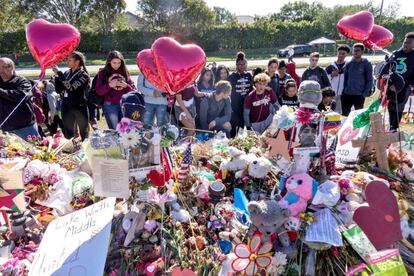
[{"xmin": 126, "ymin": 0, "xmax": 413, "ymax": 18}]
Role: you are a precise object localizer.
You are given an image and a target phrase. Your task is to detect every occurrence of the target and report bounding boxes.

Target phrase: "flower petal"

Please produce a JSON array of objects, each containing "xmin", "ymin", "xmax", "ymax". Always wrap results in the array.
[
  {"xmin": 231, "ymin": 258, "xmax": 250, "ymax": 272},
  {"xmin": 256, "ymin": 256, "xmax": 272, "ymax": 268},
  {"xmin": 250, "ymin": 234, "xmax": 262, "ymax": 253},
  {"xmin": 234, "ymin": 243, "xmax": 250, "ymax": 258},
  {"xmin": 245, "ymin": 261, "xmax": 258, "ymax": 276},
  {"xmin": 258, "ymin": 241, "xmax": 273, "ymax": 254}
]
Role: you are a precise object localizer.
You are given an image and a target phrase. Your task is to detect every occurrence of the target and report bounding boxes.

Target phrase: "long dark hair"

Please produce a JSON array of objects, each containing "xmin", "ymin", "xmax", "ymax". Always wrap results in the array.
[
  {"xmin": 197, "ymin": 67, "xmax": 214, "ymax": 87},
  {"xmin": 103, "ymin": 50, "xmax": 129, "ymax": 80},
  {"xmin": 71, "ymin": 51, "xmax": 88, "ymax": 74},
  {"xmin": 215, "ymin": 65, "xmax": 229, "ymax": 83}
]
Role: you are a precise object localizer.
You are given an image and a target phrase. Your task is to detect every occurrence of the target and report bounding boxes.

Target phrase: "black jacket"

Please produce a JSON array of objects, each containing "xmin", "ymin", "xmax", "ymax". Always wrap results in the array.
[
  {"xmin": 0, "ymin": 75, "xmax": 35, "ymax": 131},
  {"xmin": 55, "ymin": 69, "xmax": 90, "ymax": 107}
]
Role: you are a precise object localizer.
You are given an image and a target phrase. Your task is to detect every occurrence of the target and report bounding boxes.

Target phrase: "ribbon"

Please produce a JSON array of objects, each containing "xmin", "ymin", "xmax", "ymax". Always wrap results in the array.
[{"xmin": 352, "ymin": 99, "xmax": 380, "ymax": 129}]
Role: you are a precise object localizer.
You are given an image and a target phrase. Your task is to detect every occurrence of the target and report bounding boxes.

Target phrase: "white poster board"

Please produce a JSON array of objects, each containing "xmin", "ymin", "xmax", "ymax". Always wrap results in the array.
[
  {"xmin": 92, "ymin": 157, "xmax": 130, "ymax": 198},
  {"xmin": 29, "ymin": 197, "xmax": 116, "ymax": 276},
  {"xmin": 335, "ymin": 109, "xmax": 369, "ymax": 165}
]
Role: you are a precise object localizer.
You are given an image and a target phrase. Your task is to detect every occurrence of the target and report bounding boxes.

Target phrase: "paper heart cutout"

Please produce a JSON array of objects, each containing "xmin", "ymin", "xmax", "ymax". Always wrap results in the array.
[
  {"xmin": 152, "ymin": 37, "xmax": 206, "ymax": 93},
  {"xmin": 339, "ymin": 126, "xmax": 360, "ymax": 146},
  {"xmin": 136, "ymin": 49, "xmax": 165, "ymax": 92},
  {"xmin": 364, "ymin": 24, "xmax": 394, "ymax": 50},
  {"xmin": 353, "ymin": 180, "xmax": 402, "ymax": 250},
  {"xmin": 26, "ymin": 19, "xmax": 80, "ymax": 79},
  {"xmin": 171, "ymin": 267, "xmax": 197, "ymax": 276},
  {"xmin": 337, "ymin": 11, "xmax": 374, "ymax": 41}
]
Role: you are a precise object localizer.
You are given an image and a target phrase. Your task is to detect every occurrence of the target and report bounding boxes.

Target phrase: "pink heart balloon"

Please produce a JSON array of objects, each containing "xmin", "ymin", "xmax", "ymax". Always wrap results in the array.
[
  {"xmin": 353, "ymin": 181, "xmax": 402, "ymax": 250},
  {"xmin": 26, "ymin": 19, "xmax": 80, "ymax": 79},
  {"xmin": 337, "ymin": 11, "xmax": 374, "ymax": 41},
  {"xmin": 151, "ymin": 37, "xmax": 206, "ymax": 94},
  {"xmin": 363, "ymin": 24, "xmax": 394, "ymax": 50},
  {"xmin": 136, "ymin": 49, "xmax": 165, "ymax": 92}
]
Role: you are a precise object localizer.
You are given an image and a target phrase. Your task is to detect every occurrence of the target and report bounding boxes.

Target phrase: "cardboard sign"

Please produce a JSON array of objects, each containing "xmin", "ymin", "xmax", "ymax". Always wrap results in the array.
[
  {"xmin": 92, "ymin": 157, "xmax": 130, "ymax": 198},
  {"xmin": 335, "ymin": 109, "xmax": 369, "ymax": 165},
  {"xmin": 29, "ymin": 198, "xmax": 116, "ymax": 276},
  {"xmin": 353, "ymin": 181, "xmax": 402, "ymax": 251}
]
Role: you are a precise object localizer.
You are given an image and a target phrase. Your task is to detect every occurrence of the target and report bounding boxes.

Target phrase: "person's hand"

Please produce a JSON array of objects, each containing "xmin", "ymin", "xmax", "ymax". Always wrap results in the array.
[
  {"xmin": 331, "ymin": 70, "xmax": 339, "ymax": 77},
  {"xmin": 118, "ymin": 80, "xmax": 128, "ymax": 88},
  {"xmin": 208, "ymin": 120, "xmax": 216, "ymax": 129},
  {"xmin": 52, "ymin": 66, "xmax": 59, "ymax": 74},
  {"xmin": 185, "ymin": 111, "xmax": 193, "ymax": 120},
  {"xmin": 109, "ymin": 80, "xmax": 118, "ymax": 89},
  {"xmin": 153, "ymin": 90, "xmax": 162, "ymax": 97}
]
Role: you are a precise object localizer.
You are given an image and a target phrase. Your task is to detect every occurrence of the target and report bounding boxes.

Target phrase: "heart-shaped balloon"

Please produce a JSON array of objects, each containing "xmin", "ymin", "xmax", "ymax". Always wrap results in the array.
[
  {"xmin": 152, "ymin": 37, "xmax": 206, "ymax": 94},
  {"xmin": 363, "ymin": 24, "xmax": 394, "ymax": 50},
  {"xmin": 353, "ymin": 181, "xmax": 402, "ymax": 250},
  {"xmin": 26, "ymin": 19, "xmax": 80, "ymax": 79},
  {"xmin": 136, "ymin": 49, "xmax": 165, "ymax": 92},
  {"xmin": 337, "ymin": 11, "xmax": 374, "ymax": 41}
]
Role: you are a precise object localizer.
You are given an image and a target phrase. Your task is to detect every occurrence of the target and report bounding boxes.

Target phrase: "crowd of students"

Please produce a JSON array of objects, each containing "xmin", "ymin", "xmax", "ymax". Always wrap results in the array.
[{"xmin": 0, "ymin": 32, "xmax": 413, "ymax": 141}]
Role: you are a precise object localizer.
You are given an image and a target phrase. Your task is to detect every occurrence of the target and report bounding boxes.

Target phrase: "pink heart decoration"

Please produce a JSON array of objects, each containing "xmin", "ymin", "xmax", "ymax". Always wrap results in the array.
[
  {"xmin": 337, "ymin": 11, "xmax": 374, "ymax": 41},
  {"xmin": 363, "ymin": 24, "xmax": 394, "ymax": 50},
  {"xmin": 26, "ymin": 19, "xmax": 80, "ymax": 79},
  {"xmin": 152, "ymin": 37, "xmax": 206, "ymax": 93},
  {"xmin": 353, "ymin": 180, "xmax": 402, "ymax": 250},
  {"xmin": 171, "ymin": 267, "xmax": 197, "ymax": 276},
  {"xmin": 339, "ymin": 126, "xmax": 360, "ymax": 146},
  {"xmin": 136, "ymin": 49, "xmax": 165, "ymax": 92}
]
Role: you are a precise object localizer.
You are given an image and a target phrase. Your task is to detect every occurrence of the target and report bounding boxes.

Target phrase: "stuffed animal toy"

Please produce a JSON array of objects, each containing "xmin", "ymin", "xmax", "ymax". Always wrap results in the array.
[
  {"xmin": 279, "ymin": 173, "xmax": 318, "ymax": 216},
  {"xmin": 220, "ymin": 147, "xmax": 253, "ymax": 176},
  {"xmin": 297, "ymin": 81, "xmax": 322, "ymax": 110},
  {"xmin": 247, "ymin": 156, "xmax": 272, "ymax": 179}
]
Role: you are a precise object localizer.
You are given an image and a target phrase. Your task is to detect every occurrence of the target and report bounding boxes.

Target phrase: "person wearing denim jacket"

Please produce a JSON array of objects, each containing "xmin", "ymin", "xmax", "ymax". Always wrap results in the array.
[{"xmin": 137, "ymin": 73, "xmax": 168, "ymax": 127}]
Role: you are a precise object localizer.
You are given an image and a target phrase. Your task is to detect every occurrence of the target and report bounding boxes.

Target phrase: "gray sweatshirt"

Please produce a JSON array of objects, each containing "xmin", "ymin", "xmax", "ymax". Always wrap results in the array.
[
  {"xmin": 137, "ymin": 73, "xmax": 167, "ymax": 105},
  {"xmin": 343, "ymin": 58, "xmax": 373, "ymax": 96},
  {"xmin": 199, "ymin": 93, "xmax": 231, "ymax": 130}
]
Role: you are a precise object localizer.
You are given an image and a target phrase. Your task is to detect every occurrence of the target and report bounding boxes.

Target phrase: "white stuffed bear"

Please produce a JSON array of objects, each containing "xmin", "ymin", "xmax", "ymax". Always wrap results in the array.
[
  {"xmin": 221, "ymin": 147, "xmax": 256, "ymax": 178},
  {"xmin": 248, "ymin": 156, "xmax": 272, "ymax": 179}
]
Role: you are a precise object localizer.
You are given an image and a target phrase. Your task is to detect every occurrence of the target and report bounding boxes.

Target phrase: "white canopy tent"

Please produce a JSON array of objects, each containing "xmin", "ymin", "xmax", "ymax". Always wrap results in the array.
[{"xmin": 308, "ymin": 37, "xmax": 336, "ymax": 55}]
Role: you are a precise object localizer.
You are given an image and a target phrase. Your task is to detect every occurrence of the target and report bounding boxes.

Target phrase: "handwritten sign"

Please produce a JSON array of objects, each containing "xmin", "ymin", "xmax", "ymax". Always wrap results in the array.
[
  {"xmin": 29, "ymin": 197, "xmax": 115, "ymax": 276},
  {"xmin": 92, "ymin": 157, "xmax": 130, "ymax": 198},
  {"xmin": 335, "ymin": 109, "xmax": 369, "ymax": 165}
]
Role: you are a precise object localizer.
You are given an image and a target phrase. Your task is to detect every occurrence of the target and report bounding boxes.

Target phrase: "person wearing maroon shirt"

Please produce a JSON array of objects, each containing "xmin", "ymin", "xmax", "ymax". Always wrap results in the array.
[
  {"xmin": 96, "ymin": 50, "xmax": 135, "ymax": 129},
  {"xmin": 244, "ymin": 73, "xmax": 279, "ymax": 134}
]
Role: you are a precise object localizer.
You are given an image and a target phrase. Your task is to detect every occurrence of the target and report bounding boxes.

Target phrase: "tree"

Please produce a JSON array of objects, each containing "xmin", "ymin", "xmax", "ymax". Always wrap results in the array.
[
  {"xmin": 0, "ymin": 0, "xmax": 29, "ymax": 32},
  {"xmin": 137, "ymin": 0, "xmax": 214, "ymax": 37},
  {"xmin": 273, "ymin": 1, "xmax": 324, "ymax": 22},
  {"xmin": 212, "ymin": 6, "xmax": 236, "ymax": 26},
  {"xmin": 90, "ymin": 0, "xmax": 126, "ymax": 35},
  {"xmin": 20, "ymin": 0, "xmax": 92, "ymax": 27}
]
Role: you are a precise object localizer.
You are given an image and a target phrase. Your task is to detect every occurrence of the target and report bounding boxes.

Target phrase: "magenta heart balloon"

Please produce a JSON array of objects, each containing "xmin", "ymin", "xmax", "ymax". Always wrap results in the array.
[
  {"xmin": 363, "ymin": 24, "xmax": 394, "ymax": 50},
  {"xmin": 337, "ymin": 11, "xmax": 374, "ymax": 41},
  {"xmin": 136, "ymin": 49, "xmax": 165, "ymax": 92},
  {"xmin": 151, "ymin": 37, "xmax": 206, "ymax": 94},
  {"xmin": 26, "ymin": 19, "xmax": 80, "ymax": 79}
]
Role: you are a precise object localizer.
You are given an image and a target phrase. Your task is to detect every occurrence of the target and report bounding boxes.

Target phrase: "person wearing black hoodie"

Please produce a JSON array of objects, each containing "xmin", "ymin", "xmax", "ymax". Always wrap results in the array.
[
  {"xmin": 0, "ymin": 57, "xmax": 38, "ymax": 140},
  {"xmin": 228, "ymin": 52, "xmax": 253, "ymax": 137},
  {"xmin": 53, "ymin": 51, "xmax": 90, "ymax": 141}
]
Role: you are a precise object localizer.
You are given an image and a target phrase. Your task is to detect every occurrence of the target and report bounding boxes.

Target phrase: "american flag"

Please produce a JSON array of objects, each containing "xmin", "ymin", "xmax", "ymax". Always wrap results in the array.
[
  {"xmin": 161, "ymin": 147, "xmax": 173, "ymax": 179},
  {"xmin": 178, "ymin": 143, "xmax": 192, "ymax": 181}
]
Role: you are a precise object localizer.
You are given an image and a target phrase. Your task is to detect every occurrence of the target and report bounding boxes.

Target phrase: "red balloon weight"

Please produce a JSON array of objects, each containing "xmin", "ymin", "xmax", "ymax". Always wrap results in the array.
[
  {"xmin": 136, "ymin": 49, "xmax": 165, "ymax": 91},
  {"xmin": 151, "ymin": 37, "xmax": 206, "ymax": 94},
  {"xmin": 337, "ymin": 11, "xmax": 374, "ymax": 41},
  {"xmin": 26, "ymin": 19, "xmax": 80, "ymax": 79},
  {"xmin": 363, "ymin": 24, "xmax": 394, "ymax": 50}
]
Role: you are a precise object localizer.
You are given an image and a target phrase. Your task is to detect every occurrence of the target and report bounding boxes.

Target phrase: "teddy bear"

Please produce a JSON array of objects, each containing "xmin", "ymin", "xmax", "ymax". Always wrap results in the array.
[
  {"xmin": 279, "ymin": 173, "xmax": 318, "ymax": 216},
  {"xmin": 246, "ymin": 156, "xmax": 272, "ymax": 179},
  {"xmin": 247, "ymin": 199, "xmax": 292, "ymax": 250},
  {"xmin": 220, "ymin": 147, "xmax": 253, "ymax": 175},
  {"xmin": 297, "ymin": 80, "xmax": 322, "ymax": 110}
]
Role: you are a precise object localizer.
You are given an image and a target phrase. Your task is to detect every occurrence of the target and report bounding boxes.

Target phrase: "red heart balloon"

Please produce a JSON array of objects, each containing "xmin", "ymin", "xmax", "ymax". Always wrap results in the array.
[
  {"xmin": 363, "ymin": 24, "xmax": 394, "ymax": 50},
  {"xmin": 337, "ymin": 11, "xmax": 374, "ymax": 41},
  {"xmin": 152, "ymin": 37, "xmax": 206, "ymax": 94},
  {"xmin": 26, "ymin": 19, "xmax": 80, "ymax": 79},
  {"xmin": 136, "ymin": 49, "xmax": 165, "ymax": 92},
  {"xmin": 353, "ymin": 181, "xmax": 402, "ymax": 250},
  {"xmin": 339, "ymin": 126, "xmax": 360, "ymax": 146}
]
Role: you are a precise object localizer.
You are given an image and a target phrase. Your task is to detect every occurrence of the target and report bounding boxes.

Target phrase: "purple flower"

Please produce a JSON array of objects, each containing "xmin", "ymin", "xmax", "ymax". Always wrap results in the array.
[
  {"xmin": 116, "ymin": 118, "xmax": 132, "ymax": 133},
  {"xmin": 144, "ymin": 220, "xmax": 158, "ymax": 232}
]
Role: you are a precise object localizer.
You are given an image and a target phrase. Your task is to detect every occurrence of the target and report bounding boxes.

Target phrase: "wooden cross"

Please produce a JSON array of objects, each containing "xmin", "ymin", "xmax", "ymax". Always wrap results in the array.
[{"xmin": 352, "ymin": 112, "xmax": 404, "ymax": 171}]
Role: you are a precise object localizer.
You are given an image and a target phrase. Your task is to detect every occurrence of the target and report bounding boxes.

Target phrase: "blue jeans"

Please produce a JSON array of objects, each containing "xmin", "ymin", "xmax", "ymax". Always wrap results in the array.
[
  {"xmin": 103, "ymin": 104, "xmax": 122, "ymax": 130},
  {"xmin": 143, "ymin": 103, "xmax": 167, "ymax": 127},
  {"xmin": 10, "ymin": 123, "xmax": 39, "ymax": 141}
]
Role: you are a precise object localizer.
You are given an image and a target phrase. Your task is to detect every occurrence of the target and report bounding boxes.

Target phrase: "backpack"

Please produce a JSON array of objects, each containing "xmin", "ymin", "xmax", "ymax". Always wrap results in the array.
[
  {"xmin": 120, "ymin": 91, "xmax": 146, "ymax": 122},
  {"xmin": 87, "ymin": 73, "xmax": 105, "ymax": 107}
]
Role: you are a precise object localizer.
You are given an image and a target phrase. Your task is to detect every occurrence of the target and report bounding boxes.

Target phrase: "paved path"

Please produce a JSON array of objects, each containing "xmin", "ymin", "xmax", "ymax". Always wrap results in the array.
[{"xmin": 16, "ymin": 54, "xmax": 385, "ymax": 76}]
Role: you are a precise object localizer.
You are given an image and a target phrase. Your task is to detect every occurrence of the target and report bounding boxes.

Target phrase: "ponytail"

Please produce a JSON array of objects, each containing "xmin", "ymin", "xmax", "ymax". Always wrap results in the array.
[{"xmin": 71, "ymin": 51, "xmax": 88, "ymax": 74}]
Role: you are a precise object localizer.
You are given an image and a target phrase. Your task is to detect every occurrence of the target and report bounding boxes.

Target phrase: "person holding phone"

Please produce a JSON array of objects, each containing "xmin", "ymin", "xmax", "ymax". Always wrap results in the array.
[{"xmin": 96, "ymin": 50, "xmax": 135, "ymax": 129}]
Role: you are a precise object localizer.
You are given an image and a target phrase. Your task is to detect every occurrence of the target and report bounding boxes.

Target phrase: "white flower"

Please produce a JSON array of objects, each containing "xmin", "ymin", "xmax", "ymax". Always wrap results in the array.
[
  {"xmin": 268, "ymin": 252, "xmax": 287, "ymax": 275},
  {"xmin": 119, "ymin": 130, "xmax": 140, "ymax": 148}
]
